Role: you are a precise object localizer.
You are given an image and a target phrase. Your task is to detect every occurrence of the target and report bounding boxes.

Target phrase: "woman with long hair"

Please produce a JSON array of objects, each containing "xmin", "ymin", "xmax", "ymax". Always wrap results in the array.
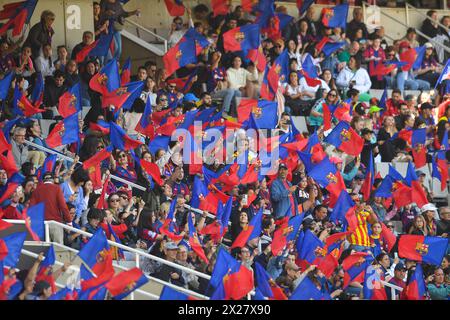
[{"xmin": 408, "ymin": 215, "xmax": 428, "ymax": 236}]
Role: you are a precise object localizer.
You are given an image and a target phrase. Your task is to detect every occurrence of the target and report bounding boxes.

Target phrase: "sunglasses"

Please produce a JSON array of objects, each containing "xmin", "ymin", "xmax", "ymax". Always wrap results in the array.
[
  {"xmin": 160, "ymin": 98, "xmax": 168, "ymax": 101},
  {"xmin": 387, "ymin": 225, "xmax": 394, "ymax": 228},
  {"xmin": 97, "ymin": 145, "xmax": 104, "ymax": 150},
  {"xmin": 120, "ymin": 195, "xmax": 129, "ymax": 200},
  {"xmin": 109, "ymin": 198, "xmax": 120, "ymax": 203},
  {"xmin": 328, "ymin": 93, "xmax": 337, "ymax": 97}
]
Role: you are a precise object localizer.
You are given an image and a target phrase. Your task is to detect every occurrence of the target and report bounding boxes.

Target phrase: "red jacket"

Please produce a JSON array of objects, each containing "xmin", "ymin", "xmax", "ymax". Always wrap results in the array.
[
  {"xmin": 100, "ymin": 222, "xmax": 127, "ymax": 240},
  {"xmin": 29, "ymin": 182, "xmax": 71, "ymax": 223}
]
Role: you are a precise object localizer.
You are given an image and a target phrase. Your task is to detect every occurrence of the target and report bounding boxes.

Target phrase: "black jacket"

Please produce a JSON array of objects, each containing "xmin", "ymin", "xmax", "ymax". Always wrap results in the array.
[{"xmin": 23, "ymin": 21, "xmax": 54, "ymax": 59}]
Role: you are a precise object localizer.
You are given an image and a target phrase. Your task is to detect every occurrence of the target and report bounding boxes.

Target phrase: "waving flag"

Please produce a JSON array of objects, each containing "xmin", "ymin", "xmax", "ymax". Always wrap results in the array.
[
  {"xmin": 58, "ymin": 82, "xmax": 81, "ymax": 118},
  {"xmin": 403, "ymin": 264, "xmax": 426, "ymax": 300},
  {"xmin": 82, "ymin": 146, "xmax": 113, "ymax": 189},
  {"xmin": 0, "ymin": 0, "xmax": 37, "ymax": 37},
  {"xmin": 404, "ymin": 162, "xmax": 429, "ymax": 208},
  {"xmin": 0, "ymin": 172, "xmax": 25, "ymax": 204},
  {"xmin": 260, "ymin": 65, "xmax": 275, "ymax": 100},
  {"xmin": 89, "ymin": 58, "xmax": 120, "ymax": 94},
  {"xmin": 322, "ymin": 102, "xmax": 338, "ymax": 131},
  {"xmin": 271, "ymin": 221, "xmax": 291, "ymax": 256},
  {"xmin": 432, "ymin": 151, "xmax": 448, "ymax": 191},
  {"xmin": 398, "ymin": 235, "xmax": 448, "ymax": 265},
  {"xmin": 231, "ymin": 207, "xmax": 263, "ymax": 249},
  {"xmin": 410, "ymin": 128, "xmax": 427, "ymax": 168},
  {"xmin": 120, "ymin": 58, "xmax": 131, "ymax": 86},
  {"xmin": 163, "ymin": 36, "xmax": 197, "ymax": 78},
  {"xmin": 223, "ymin": 24, "xmax": 260, "ymax": 53},
  {"xmin": 1, "ymin": 232, "xmax": 26, "ymax": 268},
  {"xmin": 109, "ymin": 122, "xmax": 143, "ymax": 151},
  {"xmin": 435, "ymin": 58, "xmax": 450, "ymax": 89},
  {"xmin": 412, "ymin": 46, "xmax": 426, "ymax": 70},
  {"xmin": 75, "ymin": 33, "xmax": 113, "ymax": 63},
  {"xmin": 22, "ymin": 202, "xmax": 44, "ymax": 241},
  {"xmin": 78, "ymin": 228, "xmax": 110, "ymax": 272},
  {"xmin": 290, "ymin": 276, "xmax": 330, "ymax": 300},
  {"xmin": 363, "ymin": 265, "xmax": 387, "ymax": 300},
  {"xmin": 296, "ymin": 229, "xmax": 326, "ymax": 268},
  {"xmin": 35, "ymin": 245, "xmax": 57, "ymax": 294},
  {"xmin": 164, "ymin": 0, "xmax": 185, "ymax": 16},
  {"xmin": 105, "ymin": 268, "xmax": 148, "ymax": 300},
  {"xmin": 399, "ymin": 48, "xmax": 419, "ymax": 71},
  {"xmin": 0, "ymin": 150, "xmax": 17, "ymax": 177},
  {"xmin": 342, "ymin": 252, "xmax": 374, "ymax": 288},
  {"xmin": 135, "ymin": 96, "xmax": 155, "ymax": 139},
  {"xmin": 211, "ymin": 0, "xmax": 230, "ymax": 16},
  {"xmin": 12, "ymin": 86, "xmax": 43, "ymax": 117},
  {"xmin": 102, "ymin": 80, "xmax": 144, "ymax": 110},
  {"xmin": 321, "ymin": 41, "xmax": 346, "ymax": 57},
  {"xmin": 0, "ymin": 130, "xmax": 11, "ymax": 155},
  {"xmin": 46, "ymin": 112, "xmax": 80, "ymax": 148},
  {"xmin": 373, "ymin": 63, "xmax": 396, "ymax": 77},
  {"xmin": 267, "ymin": 49, "xmax": 290, "ymax": 94},
  {"xmin": 321, "ymin": 4, "xmax": 348, "ymax": 29},
  {"xmin": 78, "ymin": 286, "xmax": 108, "ymax": 300},
  {"xmin": 191, "ymin": 176, "xmax": 229, "ymax": 213},
  {"xmin": 48, "ymin": 287, "xmax": 79, "ymax": 300},
  {"xmin": 297, "ymin": 0, "xmax": 314, "ymax": 16},
  {"xmin": 187, "ymin": 212, "xmax": 208, "ymax": 263},
  {"xmin": 254, "ymin": 262, "xmax": 288, "ymax": 300},
  {"xmin": 140, "ymin": 159, "xmax": 164, "ymax": 186},
  {"xmin": 209, "ymin": 247, "xmax": 254, "ymax": 300},
  {"xmin": 160, "ymin": 199, "xmax": 184, "ymax": 242},
  {"xmin": 361, "ymin": 150, "xmax": 374, "ymax": 202},
  {"xmin": 0, "ymin": 71, "xmax": 13, "ymax": 101},
  {"xmin": 324, "ymin": 121, "xmax": 364, "ymax": 156},
  {"xmin": 307, "ymin": 157, "xmax": 346, "ymax": 208},
  {"xmin": 237, "ymin": 99, "xmax": 278, "ymax": 129},
  {"xmin": 159, "ymin": 286, "xmax": 197, "ymax": 300}
]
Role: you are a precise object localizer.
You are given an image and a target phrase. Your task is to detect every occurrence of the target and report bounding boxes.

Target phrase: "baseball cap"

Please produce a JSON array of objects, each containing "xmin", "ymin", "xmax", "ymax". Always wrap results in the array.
[
  {"xmin": 183, "ymin": 93, "xmax": 199, "ymax": 103},
  {"xmin": 395, "ymin": 263, "xmax": 407, "ymax": 271},
  {"xmin": 278, "ymin": 163, "xmax": 288, "ymax": 170},
  {"xmin": 399, "ymin": 41, "xmax": 411, "ymax": 49},
  {"xmin": 164, "ymin": 242, "xmax": 179, "ymax": 250},
  {"xmin": 42, "ymin": 172, "xmax": 54, "ymax": 181},
  {"xmin": 369, "ymin": 105, "xmax": 382, "ymax": 114},
  {"xmin": 421, "ymin": 203, "xmax": 438, "ymax": 213},
  {"xmin": 361, "ymin": 128, "xmax": 374, "ymax": 136},
  {"xmin": 420, "ymin": 102, "xmax": 434, "ymax": 110},
  {"xmin": 425, "ymin": 42, "xmax": 433, "ymax": 49},
  {"xmin": 415, "ymin": 170, "xmax": 426, "ymax": 177}
]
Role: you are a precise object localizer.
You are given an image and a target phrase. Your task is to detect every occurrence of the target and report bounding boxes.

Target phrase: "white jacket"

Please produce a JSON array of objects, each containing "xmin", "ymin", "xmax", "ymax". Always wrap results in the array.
[{"xmin": 336, "ymin": 66, "xmax": 372, "ymax": 93}]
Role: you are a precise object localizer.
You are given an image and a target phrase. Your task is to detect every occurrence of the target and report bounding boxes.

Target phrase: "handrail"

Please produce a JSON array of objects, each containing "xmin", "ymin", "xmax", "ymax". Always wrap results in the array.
[
  {"xmin": 405, "ymin": 3, "xmax": 450, "ymax": 34},
  {"xmin": 362, "ymin": 1, "xmax": 450, "ymax": 54},
  {"xmin": 124, "ymin": 18, "xmax": 168, "ymax": 53},
  {"xmin": 20, "ymin": 248, "xmax": 160, "ymax": 300},
  {"xmin": 381, "ymin": 280, "xmax": 403, "ymax": 300}
]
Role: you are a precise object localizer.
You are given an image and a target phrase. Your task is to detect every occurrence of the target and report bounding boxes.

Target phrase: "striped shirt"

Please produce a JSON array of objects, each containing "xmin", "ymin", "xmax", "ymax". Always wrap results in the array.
[{"xmin": 349, "ymin": 210, "xmax": 371, "ymax": 247}]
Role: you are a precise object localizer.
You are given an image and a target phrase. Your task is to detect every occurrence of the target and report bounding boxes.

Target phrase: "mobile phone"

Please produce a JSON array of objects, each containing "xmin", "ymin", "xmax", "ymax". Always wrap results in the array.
[{"xmin": 242, "ymin": 195, "xmax": 248, "ymax": 206}]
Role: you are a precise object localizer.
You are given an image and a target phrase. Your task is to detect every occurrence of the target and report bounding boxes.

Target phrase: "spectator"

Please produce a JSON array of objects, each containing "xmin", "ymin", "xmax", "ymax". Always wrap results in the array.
[
  {"xmin": 347, "ymin": 8, "xmax": 369, "ymax": 42},
  {"xmin": 35, "ymin": 44, "xmax": 55, "ymax": 78},
  {"xmin": 427, "ymin": 267, "xmax": 449, "ymax": 300},
  {"xmin": 71, "ymin": 31, "xmax": 95, "ymax": 62},
  {"xmin": 386, "ymin": 263, "xmax": 407, "ymax": 300},
  {"xmin": 25, "ymin": 120, "xmax": 47, "ymax": 168},
  {"xmin": 363, "ymin": 36, "xmax": 386, "ymax": 89},
  {"xmin": 226, "ymin": 55, "xmax": 258, "ymax": 99},
  {"xmin": 415, "ymin": 42, "xmax": 442, "ymax": 87},
  {"xmin": 336, "ymin": 56, "xmax": 372, "ymax": 94},
  {"xmin": 401, "ymin": 28, "xmax": 420, "ymax": 48},
  {"xmin": 54, "ymin": 45, "xmax": 69, "ymax": 72},
  {"xmin": 43, "ymin": 70, "xmax": 67, "ymax": 119},
  {"xmin": 23, "ymin": 10, "xmax": 56, "ymax": 60},
  {"xmin": 270, "ymin": 163, "xmax": 298, "ymax": 219},
  {"xmin": 436, "ymin": 207, "xmax": 450, "ymax": 237},
  {"xmin": 11, "ymin": 127, "xmax": 29, "ymax": 168}
]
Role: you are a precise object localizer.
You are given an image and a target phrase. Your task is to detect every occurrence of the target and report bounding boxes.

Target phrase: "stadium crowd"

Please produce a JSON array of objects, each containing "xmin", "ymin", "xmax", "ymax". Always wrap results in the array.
[{"xmin": 0, "ymin": 0, "xmax": 449, "ymax": 300}]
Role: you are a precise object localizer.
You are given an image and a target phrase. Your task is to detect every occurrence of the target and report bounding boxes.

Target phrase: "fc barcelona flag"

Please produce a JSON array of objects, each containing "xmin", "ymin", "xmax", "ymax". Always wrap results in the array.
[
  {"xmin": 223, "ymin": 24, "xmax": 260, "ymax": 53},
  {"xmin": 58, "ymin": 82, "xmax": 81, "ymax": 118},
  {"xmin": 398, "ymin": 235, "xmax": 448, "ymax": 266},
  {"xmin": 0, "ymin": 71, "xmax": 14, "ymax": 101},
  {"xmin": 22, "ymin": 202, "xmax": 45, "ymax": 242},
  {"xmin": 254, "ymin": 262, "xmax": 288, "ymax": 300},
  {"xmin": 120, "ymin": 57, "xmax": 131, "ymax": 86},
  {"xmin": 296, "ymin": 0, "xmax": 314, "ymax": 16},
  {"xmin": 0, "ymin": 0, "xmax": 37, "ymax": 37},
  {"xmin": 237, "ymin": 99, "xmax": 278, "ymax": 129},
  {"xmin": 321, "ymin": 4, "xmax": 349, "ymax": 29},
  {"xmin": 89, "ymin": 58, "xmax": 120, "ymax": 94},
  {"xmin": 432, "ymin": 151, "xmax": 448, "ymax": 191},
  {"xmin": 267, "ymin": 49, "xmax": 290, "ymax": 94},
  {"xmin": 101, "ymin": 81, "xmax": 144, "ymax": 110},
  {"xmin": 411, "ymin": 128, "xmax": 427, "ymax": 168},
  {"xmin": 82, "ymin": 145, "xmax": 113, "ymax": 189},
  {"xmin": 324, "ymin": 121, "xmax": 364, "ymax": 157},
  {"xmin": 164, "ymin": 0, "xmax": 185, "ymax": 17},
  {"xmin": 163, "ymin": 36, "xmax": 197, "ymax": 78},
  {"xmin": 246, "ymin": 45, "xmax": 267, "ymax": 73},
  {"xmin": 109, "ymin": 122, "xmax": 143, "ymax": 151},
  {"xmin": 159, "ymin": 286, "xmax": 198, "ymax": 300},
  {"xmin": 105, "ymin": 268, "xmax": 148, "ymax": 300},
  {"xmin": 75, "ymin": 33, "xmax": 113, "ymax": 63},
  {"xmin": 435, "ymin": 58, "xmax": 450, "ymax": 89},
  {"xmin": 211, "ymin": 0, "xmax": 230, "ymax": 17},
  {"xmin": 12, "ymin": 86, "xmax": 44, "ymax": 118},
  {"xmin": 187, "ymin": 211, "xmax": 209, "ymax": 264},
  {"xmin": 403, "ymin": 263, "xmax": 426, "ymax": 300},
  {"xmin": 46, "ymin": 112, "xmax": 80, "ymax": 148}
]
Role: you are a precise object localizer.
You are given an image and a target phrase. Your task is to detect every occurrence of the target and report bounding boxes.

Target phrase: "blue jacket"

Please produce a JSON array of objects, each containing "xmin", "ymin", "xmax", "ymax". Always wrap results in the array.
[{"xmin": 270, "ymin": 178, "xmax": 298, "ymax": 219}]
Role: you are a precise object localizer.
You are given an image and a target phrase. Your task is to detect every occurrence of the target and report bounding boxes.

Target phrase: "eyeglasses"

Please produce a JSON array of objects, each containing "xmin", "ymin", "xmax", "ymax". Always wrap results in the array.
[
  {"xmin": 328, "ymin": 93, "xmax": 337, "ymax": 97},
  {"xmin": 109, "ymin": 198, "xmax": 120, "ymax": 202},
  {"xmin": 160, "ymin": 98, "xmax": 168, "ymax": 101},
  {"xmin": 97, "ymin": 145, "xmax": 104, "ymax": 150},
  {"xmin": 387, "ymin": 225, "xmax": 394, "ymax": 228},
  {"xmin": 275, "ymin": 45, "xmax": 282, "ymax": 48}
]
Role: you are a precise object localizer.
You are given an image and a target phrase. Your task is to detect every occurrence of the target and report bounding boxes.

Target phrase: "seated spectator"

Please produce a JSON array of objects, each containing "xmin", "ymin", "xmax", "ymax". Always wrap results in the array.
[
  {"xmin": 437, "ymin": 207, "xmax": 450, "ymax": 236},
  {"xmin": 11, "ymin": 127, "xmax": 29, "ymax": 168},
  {"xmin": 401, "ymin": 27, "xmax": 420, "ymax": 48},
  {"xmin": 155, "ymin": 241, "xmax": 186, "ymax": 287},
  {"xmin": 14, "ymin": 45, "xmax": 35, "ymax": 82},
  {"xmin": 64, "ymin": 60, "xmax": 81, "ymax": 88},
  {"xmin": 415, "ymin": 42, "xmax": 442, "ymax": 87},
  {"xmin": 25, "ymin": 120, "xmax": 47, "ymax": 168},
  {"xmin": 35, "ymin": 44, "xmax": 55, "ymax": 78},
  {"xmin": 336, "ymin": 56, "xmax": 372, "ymax": 94},
  {"xmin": 43, "ymin": 70, "xmax": 67, "ymax": 119},
  {"xmin": 427, "ymin": 267, "xmax": 449, "ymax": 300},
  {"xmin": 226, "ymin": 56, "xmax": 258, "ymax": 99}
]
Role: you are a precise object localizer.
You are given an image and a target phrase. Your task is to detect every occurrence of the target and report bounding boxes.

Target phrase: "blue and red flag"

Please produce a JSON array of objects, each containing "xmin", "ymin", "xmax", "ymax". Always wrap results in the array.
[
  {"xmin": 403, "ymin": 161, "xmax": 429, "ymax": 208},
  {"xmin": 307, "ymin": 157, "xmax": 346, "ymax": 208},
  {"xmin": 324, "ymin": 121, "xmax": 364, "ymax": 156},
  {"xmin": 22, "ymin": 202, "xmax": 44, "ymax": 242},
  {"xmin": 271, "ymin": 220, "xmax": 291, "ymax": 256},
  {"xmin": 187, "ymin": 212, "xmax": 209, "ymax": 264},
  {"xmin": 231, "ymin": 207, "xmax": 263, "ymax": 249},
  {"xmin": 412, "ymin": 46, "xmax": 426, "ymax": 70},
  {"xmin": 30, "ymin": 72, "xmax": 44, "ymax": 106},
  {"xmin": 363, "ymin": 265, "xmax": 388, "ymax": 300},
  {"xmin": 135, "ymin": 96, "xmax": 155, "ymax": 139},
  {"xmin": 78, "ymin": 286, "xmax": 108, "ymax": 300},
  {"xmin": 296, "ymin": 0, "xmax": 314, "ymax": 16},
  {"xmin": 58, "ymin": 82, "xmax": 81, "ymax": 118},
  {"xmin": 0, "ymin": 71, "xmax": 13, "ymax": 101},
  {"xmin": 260, "ymin": 65, "xmax": 275, "ymax": 100},
  {"xmin": 321, "ymin": 4, "xmax": 349, "ymax": 29},
  {"xmin": 435, "ymin": 58, "xmax": 450, "ymax": 89},
  {"xmin": 109, "ymin": 121, "xmax": 143, "ymax": 151},
  {"xmin": 163, "ymin": 36, "xmax": 197, "ymax": 78},
  {"xmin": 35, "ymin": 245, "xmax": 57, "ymax": 294},
  {"xmin": 223, "ymin": 24, "xmax": 260, "ymax": 53},
  {"xmin": 319, "ymin": 40, "xmax": 346, "ymax": 57},
  {"xmin": 290, "ymin": 276, "xmax": 331, "ymax": 300},
  {"xmin": 247, "ymin": 46, "xmax": 266, "ymax": 72},
  {"xmin": 120, "ymin": 57, "xmax": 131, "ymax": 86},
  {"xmin": 78, "ymin": 228, "xmax": 110, "ymax": 272},
  {"xmin": 159, "ymin": 285, "xmax": 198, "ymax": 300},
  {"xmin": 241, "ymin": 0, "xmax": 260, "ymax": 12},
  {"xmin": 237, "ymin": 99, "xmax": 278, "ymax": 129},
  {"xmin": 105, "ymin": 267, "xmax": 148, "ymax": 300},
  {"xmin": 140, "ymin": 159, "xmax": 164, "ymax": 186},
  {"xmin": 160, "ymin": 199, "xmax": 184, "ymax": 242},
  {"xmin": 209, "ymin": 247, "xmax": 254, "ymax": 300},
  {"xmin": 191, "ymin": 176, "xmax": 229, "ymax": 213},
  {"xmin": 89, "ymin": 58, "xmax": 120, "ymax": 94},
  {"xmin": 164, "ymin": 0, "xmax": 185, "ymax": 16},
  {"xmin": 1, "ymin": 232, "xmax": 26, "ymax": 268},
  {"xmin": 46, "ymin": 112, "xmax": 80, "ymax": 148},
  {"xmin": 75, "ymin": 33, "xmax": 113, "ymax": 63},
  {"xmin": 12, "ymin": 86, "xmax": 43, "ymax": 118},
  {"xmin": 0, "ymin": 172, "xmax": 25, "ymax": 204},
  {"xmin": 0, "ymin": 0, "xmax": 37, "ymax": 37},
  {"xmin": 296, "ymin": 229, "xmax": 326, "ymax": 268},
  {"xmin": 342, "ymin": 252, "xmax": 374, "ymax": 288},
  {"xmin": 199, "ymin": 197, "xmax": 232, "ymax": 243},
  {"xmin": 82, "ymin": 145, "xmax": 113, "ymax": 189},
  {"xmin": 267, "ymin": 49, "xmax": 290, "ymax": 94},
  {"xmin": 410, "ymin": 128, "xmax": 427, "ymax": 168},
  {"xmin": 0, "ymin": 150, "xmax": 17, "ymax": 177},
  {"xmin": 398, "ymin": 235, "xmax": 448, "ymax": 266},
  {"xmin": 432, "ymin": 151, "xmax": 448, "ymax": 191},
  {"xmin": 362, "ymin": 150, "xmax": 375, "ymax": 202},
  {"xmin": 322, "ymin": 102, "xmax": 338, "ymax": 131},
  {"xmin": 106, "ymin": 223, "xmax": 125, "ymax": 261},
  {"xmin": 47, "ymin": 287, "xmax": 80, "ymax": 300},
  {"xmin": 254, "ymin": 262, "xmax": 288, "ymax": 300},
  {"xmin": 403, "ymin": 263, "xmax": 426, "ymax": 300},
  {"xmin": 102, "ymin": 80, "xmax": 144, "ymax": 110}
]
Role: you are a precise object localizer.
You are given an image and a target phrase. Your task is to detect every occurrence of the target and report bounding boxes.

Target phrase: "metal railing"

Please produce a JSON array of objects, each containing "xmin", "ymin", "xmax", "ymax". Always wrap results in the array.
[
  {"xmin": 405, "ymin": 3, "xmax": 450, "ymax": 34},
  {"xmin": 362, "ymin": 1, "xmax": 450, "ymax": 54},
  {"xmin": 124, "ymin": 18, "xmax": 168, "ymax": 53}
]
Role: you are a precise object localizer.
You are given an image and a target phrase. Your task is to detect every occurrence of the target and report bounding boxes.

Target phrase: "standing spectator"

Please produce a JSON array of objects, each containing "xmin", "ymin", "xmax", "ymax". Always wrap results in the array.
[
  {"xmin": 363, "ymin": 36, "xmax": 386, "ymax": 89},
  {"xmin": 270, "ymin": 164, "xmax": 298, "ymax": 219},
  {"xmin": 23, "ymin": 10, "xmax": 56, "ymax": 61},
  {"xmin": 99, "ymin": 0, "xmax": 141, "ymax": 60},
  {"xmin": 436, "ymin": 207, "xmax": 450, "ymax": 237},
  {"xmin": 420, "ymin": 10, "xmax": 447, "ymax": 63},
  {"xmin": 60, "ymin": 166, "xmax": 90, "ymax": 220},
  {"xmin": 94, "ymin": 1, "xmax": 109, "ymax": 40},
  {"xmin": 347, "ymin": 8, "xmax": 369, "ymax": 42},
  {"xmin": 11, "ymin": 127, "xmax": 29, "ymax": 168},
  {"xmin": 71, "ymin": 31, "xmax": 95, "ymax": 62},
  {"xmin": 29, "ymin": 172, "xmax": 72, "ymax": 244}
]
